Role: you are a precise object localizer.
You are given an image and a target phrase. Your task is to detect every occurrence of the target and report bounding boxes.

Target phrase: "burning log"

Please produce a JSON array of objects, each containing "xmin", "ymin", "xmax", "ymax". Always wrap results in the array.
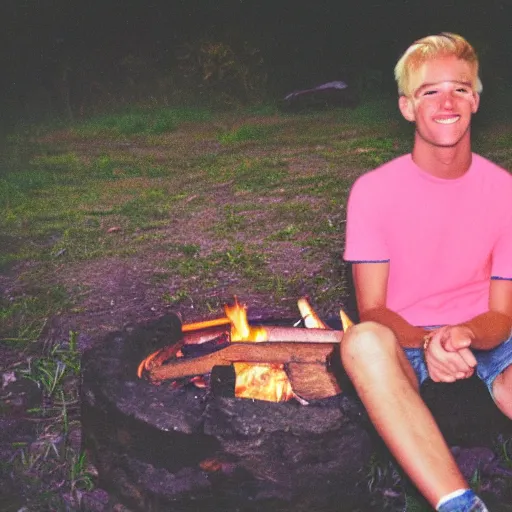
[
  {"xmin": 182, "ymin": 325, "xmax": 229, "ymax": 344},
  {"xmin": 297, "ymin": 297, "xmax": 328, "ymax": 329},
  {"xmin": 249, "ymin": 326, "xmax": 342, "ymax": 343},
  {"xmin": 147, "ymin": 341, "xmax": 336, "ymax": 382}
]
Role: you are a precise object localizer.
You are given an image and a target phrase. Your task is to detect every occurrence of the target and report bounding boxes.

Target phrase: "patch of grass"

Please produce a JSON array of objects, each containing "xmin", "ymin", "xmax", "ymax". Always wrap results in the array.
[
  {"xmin": 254, "ymin": 273, "xmax": 300, "ymax": 301},
  {"xmin": 166, "ymin": 242, "xmax": 266, "ymax": 282},
  {"xmin": 219, "ymin": 243, "xmax": 266, "ymax": 274},
  {"xmin": 241, "ymin": 103, "xmax": 280, "ymax": 116},
  {"xmin": 218, "ymin": 123, "xmax": 279, "ymax": 144},
  {"xmin": 203, "ymin": 154, "xmax": 289, "ymax": 191},
  {"xmin": 90, "ymin": 154, "xmax": 146, "ymax": 180},
  {"xmin": 73, "ymin": 106, "xmax": 213, "ymax": 137},
  {"xmin": 267, "ymin": 224, "xmax": 300, "ymax": 241},
  {"xmin": 0, "ymin": 285, "xmax": 70, "ymax": 343},
  {"xmin": 339, "ymin": 135, "xmax": 404, "ymax": 167},
  {"xmin": 46, "ymin": 225, "xmax": 116, "ymax": 261},
  {"xmin": 177, "ymin": 243, "xmax": 201, "ymax": 257},
  {"xmin": 234, "ymin": 158, "xmax": 288, "ymax": 192},
  {"xmin": 30, "ymin": 152, "xmax": 81, "ymax": 171},
  {"xmin": 22, "ymin": 331, "xmax": 80, "ymax": 398},
  {"xmin": 116, "ymin": 190, "xmax": 172, "ymax": 227},
  {"xmin": 162, "ymin": 289, "xmax": 191, "ymax": 306},
  {"xmin": 10, "ymin": 331, "xmax": 95, "ymax": 509},
  {"xmin": 151, "ymin": 271, "xmax": 172, "ymax": 283},
  {"xmin": 336, "ymin": 97, "xmax": 398, "ymax": 125},
  {"xmin": 273, "ymin": 201, "xmax": 313, "ymax": 220},
  {"xmin": 212, "ymin": 205, "xmax": 248, "ymax": 237}
]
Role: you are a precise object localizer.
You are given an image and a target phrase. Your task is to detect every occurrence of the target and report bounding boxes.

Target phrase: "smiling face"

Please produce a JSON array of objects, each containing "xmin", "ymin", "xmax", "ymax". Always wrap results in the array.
[{"xmin": 399, "ymin": 56, "xmax": 480, "ymax": 150}]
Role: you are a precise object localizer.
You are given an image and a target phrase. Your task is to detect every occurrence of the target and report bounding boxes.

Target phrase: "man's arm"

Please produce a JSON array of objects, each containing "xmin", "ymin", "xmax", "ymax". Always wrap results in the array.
[
  {"xmin": 450, "ymin": 279, "xmax": 512, "ymax": 351},
  {"xmin": 352, "ymin": 262, "xmax": 428, "ymax": 348}
]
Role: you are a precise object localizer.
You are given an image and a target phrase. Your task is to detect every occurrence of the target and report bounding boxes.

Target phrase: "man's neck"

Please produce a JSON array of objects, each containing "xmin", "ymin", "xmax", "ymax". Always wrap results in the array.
[{"xmin": 411, "ymin": 136, "xmax": 473, "ymax": 179}]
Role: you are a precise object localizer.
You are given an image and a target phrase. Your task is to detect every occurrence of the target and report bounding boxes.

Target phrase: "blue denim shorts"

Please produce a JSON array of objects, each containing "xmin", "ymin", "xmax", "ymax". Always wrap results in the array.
[{"xmin": 404, "ymin": 331, "xmax": 512, "ymax": 399}]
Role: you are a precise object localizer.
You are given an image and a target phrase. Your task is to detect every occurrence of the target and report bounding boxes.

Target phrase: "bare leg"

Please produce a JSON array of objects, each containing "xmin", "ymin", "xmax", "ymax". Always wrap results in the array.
[
  {"xmin": 340, "ymin": 321, "xmax": 468, "ymax": 508},
  {"xmin": 492, "ymin": 365, "xmax": 512, "ymax": 419}
]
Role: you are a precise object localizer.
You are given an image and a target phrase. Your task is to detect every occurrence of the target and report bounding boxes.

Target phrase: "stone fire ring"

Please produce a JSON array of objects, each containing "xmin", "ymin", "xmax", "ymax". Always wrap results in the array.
[{"xmin": 81, "ymin": 314, "xmax": 375, "ymax": 512}]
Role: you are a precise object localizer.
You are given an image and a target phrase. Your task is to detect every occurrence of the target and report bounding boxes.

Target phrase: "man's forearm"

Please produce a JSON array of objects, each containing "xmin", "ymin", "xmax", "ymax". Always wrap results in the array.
[
  {"xmin": 359, "ymin": 307, "xmax": 428, "ymax": 348},
  {"xmin": 459, "ymin": 310, "xmax": 512, "ymax": 350}
]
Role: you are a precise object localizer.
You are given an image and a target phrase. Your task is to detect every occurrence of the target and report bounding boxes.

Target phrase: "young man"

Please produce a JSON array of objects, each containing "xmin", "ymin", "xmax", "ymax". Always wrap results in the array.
[{"xmin": 341, "ymin": 33, "xmax": 512, "ymax": 512}]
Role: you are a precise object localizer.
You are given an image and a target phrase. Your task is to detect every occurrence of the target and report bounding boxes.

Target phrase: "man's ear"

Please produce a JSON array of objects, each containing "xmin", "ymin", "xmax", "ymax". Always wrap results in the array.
[
  {"xmin": 471, "ymin": 92, "xmax": 480, "ymax": 114},
  {"xmin": 398, "ymin": 96, "xmax": 415, "ymax": 122}
]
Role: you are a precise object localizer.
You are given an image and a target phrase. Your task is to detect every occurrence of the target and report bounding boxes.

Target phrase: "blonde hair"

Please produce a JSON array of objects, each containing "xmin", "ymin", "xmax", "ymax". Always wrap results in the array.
[{"xmin": 394, "ymin": 32, "xmax": 482, "ymax": 97}]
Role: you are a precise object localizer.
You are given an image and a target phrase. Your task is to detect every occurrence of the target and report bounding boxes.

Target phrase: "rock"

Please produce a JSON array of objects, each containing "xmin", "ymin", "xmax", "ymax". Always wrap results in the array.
[{"xmin": 81, "ymin": 314, "xmax": 373, "ymax": 512}]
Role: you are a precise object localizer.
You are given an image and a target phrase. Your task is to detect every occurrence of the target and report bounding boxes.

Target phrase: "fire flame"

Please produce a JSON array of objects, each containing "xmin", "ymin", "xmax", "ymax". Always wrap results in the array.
[
  {"xmin": 339, "ymin": 308, "xmax": 354, "ymax": 331},
  {"xmin": 224, "ymin": 298, "xmax": 294, "ymax": 402}
]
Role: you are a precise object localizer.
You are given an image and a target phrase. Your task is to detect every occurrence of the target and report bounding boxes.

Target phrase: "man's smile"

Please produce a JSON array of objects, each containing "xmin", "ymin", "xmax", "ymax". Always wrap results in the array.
[{"xmin": 434, "ymin": 116, "xmax": 460, "ymax": 124}]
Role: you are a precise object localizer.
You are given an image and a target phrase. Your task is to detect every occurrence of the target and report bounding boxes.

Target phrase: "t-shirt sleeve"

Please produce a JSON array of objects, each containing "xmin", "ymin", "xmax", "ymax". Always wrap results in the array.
[{"xmin": 343, "ymin": 175, "xmax": 390, "ymax": 262}]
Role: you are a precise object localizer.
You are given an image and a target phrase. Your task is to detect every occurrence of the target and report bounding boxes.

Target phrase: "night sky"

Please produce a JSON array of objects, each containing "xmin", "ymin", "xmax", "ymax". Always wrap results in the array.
[{"xmin": 2, "ymin": 0, "xmax": 511, "ymax": 124}]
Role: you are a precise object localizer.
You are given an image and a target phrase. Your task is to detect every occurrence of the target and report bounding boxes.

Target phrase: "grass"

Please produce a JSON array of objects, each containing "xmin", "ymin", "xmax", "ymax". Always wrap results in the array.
[
  {"xmin": 72, "ymin": 106, "xmax": 213, "ymax": 137},
  {"xmin": 217, "ymin": 123, "xmax": 280, "ymax": 144},
  {"xmin": 1, "ymin": 98, "xmax": 512, "ymax": 510},
  {"xmin": 5, "ymin": 331, "xmax": 94, "ymax": 510},
  {"xmin": 1, "ymin": 285, "xmax": 70, "ymax": 343}
]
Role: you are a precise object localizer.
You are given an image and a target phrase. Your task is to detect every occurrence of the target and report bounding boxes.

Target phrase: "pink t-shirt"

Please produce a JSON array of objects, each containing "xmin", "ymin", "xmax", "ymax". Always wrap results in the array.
[{"xmin": 344, "ymin": 153, "xmax": 512, "ymax": 327}]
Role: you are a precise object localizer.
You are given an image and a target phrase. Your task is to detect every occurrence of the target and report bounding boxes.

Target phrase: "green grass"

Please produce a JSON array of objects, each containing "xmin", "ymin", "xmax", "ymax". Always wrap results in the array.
[
  {"xmin": 72, "ymin": 106, "xmax": 213, "ymax": 137},
  {"xmin": 218, "ymin": 123, "xmax": 280, "ymax": 144},
  {"xmin": 1, "ymin": 285, "xmax": 70, "ymax": 343},
  {"xmin": 9, "ymin": 331, "xmax": 95, "ymax": 509}
]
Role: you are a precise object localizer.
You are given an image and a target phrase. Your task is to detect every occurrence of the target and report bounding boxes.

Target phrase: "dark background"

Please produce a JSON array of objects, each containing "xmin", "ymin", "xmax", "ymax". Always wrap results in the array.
[{"xmin": 1, "ymin": 0, "xmax": 511, "ymax": 127}]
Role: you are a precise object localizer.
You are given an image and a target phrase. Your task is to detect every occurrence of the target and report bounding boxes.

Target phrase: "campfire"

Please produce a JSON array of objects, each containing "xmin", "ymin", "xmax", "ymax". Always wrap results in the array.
[{"xmin": 137, "ymin": 297, "xmax": 353, "ymax": 402}]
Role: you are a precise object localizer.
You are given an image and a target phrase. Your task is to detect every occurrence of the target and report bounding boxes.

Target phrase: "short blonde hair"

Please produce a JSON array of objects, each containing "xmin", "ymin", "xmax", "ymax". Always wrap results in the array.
[{"xmin": 394, "ymin": 32, "xmax": 482, "ymax": 97}]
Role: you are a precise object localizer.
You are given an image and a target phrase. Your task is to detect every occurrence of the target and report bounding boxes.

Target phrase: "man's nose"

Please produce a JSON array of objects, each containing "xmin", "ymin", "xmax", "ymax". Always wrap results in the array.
[{"xmin": 441, "ymin": 92, "xmax": 455, "ymax": 109}]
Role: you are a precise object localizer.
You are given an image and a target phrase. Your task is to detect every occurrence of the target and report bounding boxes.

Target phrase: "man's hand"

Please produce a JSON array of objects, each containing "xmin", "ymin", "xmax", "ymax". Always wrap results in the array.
[{"xmin": 424, "ymin": 326, "xmax": 477, "ymax": 382}]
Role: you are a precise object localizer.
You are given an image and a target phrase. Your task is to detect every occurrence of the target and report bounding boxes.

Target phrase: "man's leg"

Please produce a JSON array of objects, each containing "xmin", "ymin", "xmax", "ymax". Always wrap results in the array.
[
  {"xmin": 340, "ymin": 321, "xmax": 468, "ymax": 508},
  {"xmin": 492, "ymin": 364, "xmax": 512, "ymax": 418}
]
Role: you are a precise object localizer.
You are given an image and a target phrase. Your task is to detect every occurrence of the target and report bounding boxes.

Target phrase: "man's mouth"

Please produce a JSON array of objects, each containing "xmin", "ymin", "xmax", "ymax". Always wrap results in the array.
[{"xmin": 434, "ymin": 116, "xmax": 460, "ymax": 125}]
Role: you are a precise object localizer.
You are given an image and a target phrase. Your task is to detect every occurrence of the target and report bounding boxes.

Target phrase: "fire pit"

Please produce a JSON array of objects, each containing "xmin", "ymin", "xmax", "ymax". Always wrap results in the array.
[{"xmin": 81, "ymin": 311, "xmax": 375, "ymax": 512}]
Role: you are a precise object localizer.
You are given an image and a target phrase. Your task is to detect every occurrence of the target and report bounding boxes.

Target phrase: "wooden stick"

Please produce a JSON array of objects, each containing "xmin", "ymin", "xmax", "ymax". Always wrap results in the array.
[
  {"xmin": 182, "ymin": 325, "xmax": 229, "ymax": 345},
  {"xmin": 148, "ymin": 342, "xmax": 336, "ymax": 382},
  {"xmin": 261, "ymin": 326, "xmax": 343, "ymax": 343},
  {"xmin": 182, "ymin": 317, "xmax": 230, "ymax": 332}
]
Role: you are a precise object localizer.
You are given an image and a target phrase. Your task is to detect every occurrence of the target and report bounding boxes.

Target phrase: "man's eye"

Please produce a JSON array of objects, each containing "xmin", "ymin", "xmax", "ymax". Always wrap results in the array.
[
  {"xmin": 423, "ymin": 90, "xmax": 437, "ymax": 96},
  {"xmin": 456, "ymin": 88, "xmax": 470, "ymax": 94}
]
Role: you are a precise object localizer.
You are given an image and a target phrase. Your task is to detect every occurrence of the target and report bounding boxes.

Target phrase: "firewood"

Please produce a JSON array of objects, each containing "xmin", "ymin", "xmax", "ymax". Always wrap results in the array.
[
  {"xmin": 182, "ymin": 317, "xmax": 230, "ymax": 332},
  {"xmin": 148, "ymin": 342, "xmax": 336, "ymax": 383},
  {"xmin": 285, "ymin": 362, "xmax": 341, "ymax": 400},
  {"xmin": 261, "ymin": 326, "xmax": 343, "ymax": 343}
]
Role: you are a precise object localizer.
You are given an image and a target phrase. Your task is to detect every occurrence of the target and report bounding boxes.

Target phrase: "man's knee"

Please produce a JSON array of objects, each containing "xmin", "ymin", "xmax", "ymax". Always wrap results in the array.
[{"xmin": 340, "ymin": 321, "xmax": 396, "ymax": 367}]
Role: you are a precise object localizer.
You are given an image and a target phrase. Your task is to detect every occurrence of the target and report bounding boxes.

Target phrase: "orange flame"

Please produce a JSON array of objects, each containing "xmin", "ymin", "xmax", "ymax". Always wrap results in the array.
[
  {"xmin": 224, "ymin": 298, "xmax": 294, "ymax": 402},
  {"xmin": 339, "ymin": 308, "xmax": 354, "ymax": 331}
]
